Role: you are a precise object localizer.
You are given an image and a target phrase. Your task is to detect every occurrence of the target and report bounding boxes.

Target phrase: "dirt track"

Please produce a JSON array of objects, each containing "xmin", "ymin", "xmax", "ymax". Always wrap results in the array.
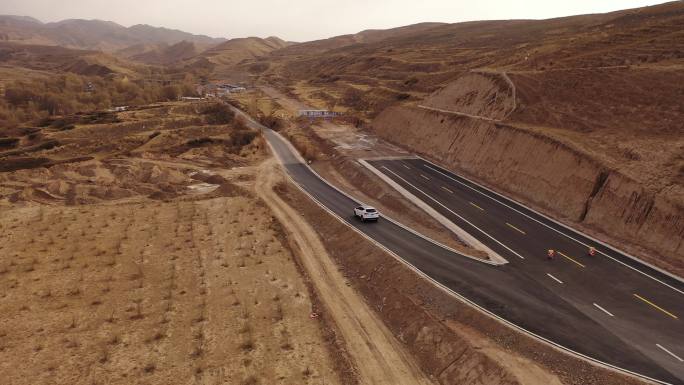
[{"xmin": 255, "ymin": 158, "xmax": 434, "ymax": 385}]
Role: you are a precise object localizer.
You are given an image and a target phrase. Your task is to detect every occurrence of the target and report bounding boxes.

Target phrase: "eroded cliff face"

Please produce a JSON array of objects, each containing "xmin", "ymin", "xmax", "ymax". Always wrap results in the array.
[{"xmin": 372, "ymin": 105, "xmax": 684, "ymax": 274}]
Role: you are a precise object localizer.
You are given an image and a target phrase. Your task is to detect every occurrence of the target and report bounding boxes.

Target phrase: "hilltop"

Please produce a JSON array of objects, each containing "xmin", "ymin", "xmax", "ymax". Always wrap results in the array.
[{"xmin": 0, "ymin": 16, "xmax": 226, "ymax": 51}]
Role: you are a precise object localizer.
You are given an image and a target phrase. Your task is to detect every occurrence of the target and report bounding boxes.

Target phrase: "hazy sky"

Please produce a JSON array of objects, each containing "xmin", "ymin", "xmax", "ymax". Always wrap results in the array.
[{"xmin": 0, "ymin": 0, "xmax": 669, "ymax": 41}]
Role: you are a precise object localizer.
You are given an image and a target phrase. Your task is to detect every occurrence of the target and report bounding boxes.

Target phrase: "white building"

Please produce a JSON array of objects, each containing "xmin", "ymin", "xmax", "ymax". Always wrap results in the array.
[{"xmin": 298, "ymin": 110, "xmax": 340, "ymax": 118}]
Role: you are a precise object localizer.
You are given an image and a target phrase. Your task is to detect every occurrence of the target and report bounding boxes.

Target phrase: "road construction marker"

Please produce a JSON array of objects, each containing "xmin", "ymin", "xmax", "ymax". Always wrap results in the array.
[
  {"xmin": 593, "ymin": 303, "xmax": 615, "ymax": 317},
  {"xmin": 546, "ymin": 273, "xmax": 563, "ymax": 284},
  {"xmin": 441, "ymin": 186, "xmax": 454, "ymax": 194},
  {"xmin": 469, "ymin": 202, "xmax": 484, "ymax": 211},
  {"xmin": 506, "ymin": 222, "xmax": 526, "ymax": 235},
  {"xmin": 420, "ymin": 174, "xmax": 430, "ymax": 180},
  {"xmin": 557, "ymin": 251, "xmax": 585, "ymax": 268},
  {"xmin": 656, "ymin": 344, "xmax": 683, "ymax": 362},
  {"xmin": 422, "ymin": 162, "xmax": 684, "ymax": 296},
  {"xmin": 634, "ymin": 293, "xmax": 678, "ymax": 320}
]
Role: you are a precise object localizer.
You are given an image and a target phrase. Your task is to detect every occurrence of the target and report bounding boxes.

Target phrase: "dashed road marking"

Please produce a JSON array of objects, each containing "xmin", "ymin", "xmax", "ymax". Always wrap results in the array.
[
  {"xmin": 557, "ymin": 251, "xmax": 586, "ymax": 268},
  {"xmin": 469, "ymin": 202, "xmax": 484, "ymax": 211},
  {"xmin": 656, "ymin": 344, "xmax": 683, "ymax": 362},
  {"xmin": 634, "ymin": 293, "xmax": 679, "ymax": 320},
  {"xmin": 593, "ymin": 303, "xmax": 615, "ymax": 317},
  {"xmin": 421, "ymin": 163, "xmax": 684, "ymax": 296},
  {"xmin": 420, "ymin": 174, "xmax": 430, "ymax": 180},
  {"xmin": 506, "ymin": 222, "xmax": 526, "ymax": 235},
  {"xmin": 546, "ymin": 273, "xmax": 563, "ymax": 284},
  {"xmin": 402, "ymin": 163, "xmax": 411, "ymax": 169},
  {"xmin": 382, "ymin": 166, "xmax": 525, "ymax": 259},
  {"xmin": 441, "ymin": 186, "xmax": 453, "ymax": 194}
]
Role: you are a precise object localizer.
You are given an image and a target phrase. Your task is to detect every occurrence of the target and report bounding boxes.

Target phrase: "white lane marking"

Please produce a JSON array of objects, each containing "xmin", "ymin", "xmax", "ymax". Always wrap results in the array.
[
  {"xmin": 546, "ymin": 273, "xmax": 563, "ymax": 284},
  {"xmin": 656, "ymin": 344, "xmax": 684, "ymax": 362},
  {"xmin": 506, "ymin": 222, "xmax": 526, "ymax": 235},
  {"xmin": 469, "ymin": 202, "xmax": 484, "ymax": 211},
  {"xmin": 441, "ymin": 186, "xmax": 454, "ymax": 194},
  {"xmin": 383, "ymin": 166, "xmax": 525, "ymax": 260},
  {"xmin": 593, "ymin": 303, "xmax": 615, "ymax": 317},
  {"xmin": 420, "ymin": 174, "xmax": 430, "ymax": 180},
  {"xmin": 402, "ymin": 163, "xmax": 411, "ymax": 169},
  {"xmin": 422, "ymin": 163, "xmax": 684, "ymax": 296}
]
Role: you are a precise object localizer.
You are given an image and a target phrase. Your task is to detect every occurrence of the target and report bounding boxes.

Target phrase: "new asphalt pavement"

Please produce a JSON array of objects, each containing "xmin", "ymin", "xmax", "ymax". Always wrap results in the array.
[{"xmin": 245, "ymin": 108, "xmax": 684, "ymax": 384}]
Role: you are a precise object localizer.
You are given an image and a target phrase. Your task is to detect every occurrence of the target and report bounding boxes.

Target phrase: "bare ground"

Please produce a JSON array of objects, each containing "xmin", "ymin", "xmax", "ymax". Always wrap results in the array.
[
  {"xmin": 0, "ymin": 101, "xmax": 351, "ymax": 385},
  {"xmin": 255, "ymin": 158, "xmax": 434, "ymax": 385}
]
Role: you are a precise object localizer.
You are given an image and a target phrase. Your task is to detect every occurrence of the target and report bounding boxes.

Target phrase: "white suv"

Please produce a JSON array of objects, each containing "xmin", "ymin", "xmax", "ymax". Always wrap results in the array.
[{"xmin": 354, "ymin": 205, "xmax": 380, "ymax": 222}]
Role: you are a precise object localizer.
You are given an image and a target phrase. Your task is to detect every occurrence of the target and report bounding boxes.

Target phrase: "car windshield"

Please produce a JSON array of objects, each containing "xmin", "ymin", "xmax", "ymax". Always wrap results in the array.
[{"xmin": 366, "ymin": 209, "xmax": 377, "ymax": 212}]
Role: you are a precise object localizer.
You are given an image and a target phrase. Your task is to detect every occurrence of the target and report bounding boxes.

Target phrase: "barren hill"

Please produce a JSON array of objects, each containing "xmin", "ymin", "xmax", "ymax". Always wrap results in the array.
[
  {"xmin": 0, "ymin": 41, "xmax": 144, "ymax": 76},
  {"xmin": 0, "ymin": 16, "xmax": 225, "ymax": 52},
  {"xmin": 118, "ymin": 41, "xmax": 200, "ymax": 65},
  {"xmin": 202, "ymin": 36, "xmax": 291, "ymax": 67},
  {"xmin": 272, "ymin": 22, "xmax": 446, "ymax": 56}
]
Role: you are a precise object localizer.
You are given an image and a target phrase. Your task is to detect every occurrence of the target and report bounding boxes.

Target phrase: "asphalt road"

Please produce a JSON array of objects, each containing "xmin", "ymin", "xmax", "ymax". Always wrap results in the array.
[{"xmin": 249, "ymin": 113, "xmax": 684, "ymax": 384}]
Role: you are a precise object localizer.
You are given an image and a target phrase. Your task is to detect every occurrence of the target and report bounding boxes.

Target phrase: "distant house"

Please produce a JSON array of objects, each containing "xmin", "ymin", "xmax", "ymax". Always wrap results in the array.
[
  {"xmin": 199, "ymin": 83, "xmax": 248, "ymax": 97},
  {"xmin": 298, "ymin": 110, "xmax": 340, "ymax": 118}
]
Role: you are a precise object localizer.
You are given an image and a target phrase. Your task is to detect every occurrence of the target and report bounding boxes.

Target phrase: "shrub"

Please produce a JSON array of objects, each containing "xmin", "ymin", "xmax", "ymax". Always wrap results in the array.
[{"xmin": 202, "ymin": 103, "xmax": 235, "ymax": 125}]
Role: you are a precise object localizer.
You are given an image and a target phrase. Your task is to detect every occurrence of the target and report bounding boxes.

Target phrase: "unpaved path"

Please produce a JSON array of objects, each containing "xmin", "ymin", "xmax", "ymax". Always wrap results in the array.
[{"xmin": 255, "ymin": 158, "xmax": 434, "ymax": 385}]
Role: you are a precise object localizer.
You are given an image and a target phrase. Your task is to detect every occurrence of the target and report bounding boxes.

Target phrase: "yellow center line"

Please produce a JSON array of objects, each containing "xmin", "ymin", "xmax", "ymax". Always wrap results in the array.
[
  {"xmin": 634, "ymin": 293, "xmax": 679, "ymax": 320},
  {"xmin": 441, "ymin": 186, "xmax": 453, "ymax": 194},
  {"xmin": 420, "ymin": 174, "xmax": 430, "ymax": 180},
  {"xmin": 506, "ymin": 222, "xmax": 526, "ymax": 235},
  {"xmin": 557, "ymin": 251, "xmax": 585, "ymax": 268},
  {"xmin": 469, "ymin": 202, "xmax": 484, "ymax": 211}
]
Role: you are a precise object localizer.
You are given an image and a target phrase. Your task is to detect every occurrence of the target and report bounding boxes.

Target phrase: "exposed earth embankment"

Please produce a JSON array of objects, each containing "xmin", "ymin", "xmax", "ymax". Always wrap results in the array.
[{"xmin": 373, "ymin": 104, "xmax": 683, "ymax": 275}]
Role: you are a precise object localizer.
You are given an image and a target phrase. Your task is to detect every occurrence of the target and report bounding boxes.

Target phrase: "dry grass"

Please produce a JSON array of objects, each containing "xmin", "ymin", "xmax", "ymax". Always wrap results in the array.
[{"xmin": 0, "ymin": 197, "xmax": 341, "ymax": 385}]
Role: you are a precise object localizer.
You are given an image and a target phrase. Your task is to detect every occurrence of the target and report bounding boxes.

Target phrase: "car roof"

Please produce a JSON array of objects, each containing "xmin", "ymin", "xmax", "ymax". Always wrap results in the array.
[{"xmin": 359, "ymin": 205, "xmax": 376, "ymax": 210}]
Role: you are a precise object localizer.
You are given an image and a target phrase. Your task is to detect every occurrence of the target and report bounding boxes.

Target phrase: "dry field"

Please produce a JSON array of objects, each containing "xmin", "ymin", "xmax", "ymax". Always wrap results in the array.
[{"xmin": 0, "ymin": 101, "xmax": 345, "ymax": 385}]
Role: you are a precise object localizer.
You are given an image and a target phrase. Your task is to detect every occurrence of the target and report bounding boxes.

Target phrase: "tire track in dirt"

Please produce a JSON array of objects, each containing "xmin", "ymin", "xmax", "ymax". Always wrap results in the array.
[{"xmin": 255, "ymin": 158, "xmax": 434, "ymax": 385}]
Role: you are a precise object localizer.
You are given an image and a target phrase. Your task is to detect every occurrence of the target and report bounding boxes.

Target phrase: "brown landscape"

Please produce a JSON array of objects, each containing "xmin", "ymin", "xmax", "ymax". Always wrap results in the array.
[
  {"xmin": 1, "ymin": 1, "xmax": 683, "ymax": 384},
  {"xmin": 0, "ymin": 102, "xmax": 351, "ymax": 385}
]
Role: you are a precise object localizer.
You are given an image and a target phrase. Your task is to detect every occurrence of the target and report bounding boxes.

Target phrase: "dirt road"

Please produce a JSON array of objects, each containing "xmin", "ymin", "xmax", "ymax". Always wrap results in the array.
[{"xmin": 255, "ymin": 158, "xmax": 434, "ymax": 385}]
